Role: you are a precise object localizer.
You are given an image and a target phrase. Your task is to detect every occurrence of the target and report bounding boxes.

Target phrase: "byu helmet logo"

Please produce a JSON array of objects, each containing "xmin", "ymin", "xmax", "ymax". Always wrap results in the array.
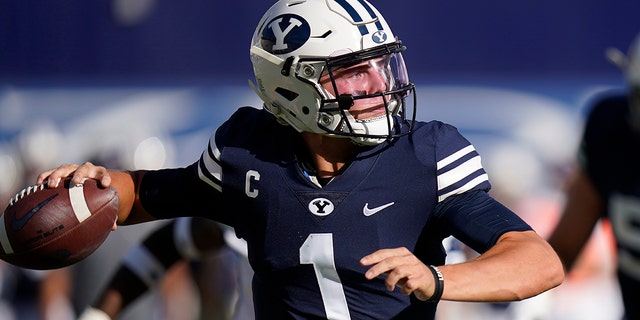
[
  {"xmin": 372, "ymin": 31, "xmax": 387, "ymax": 44},
  {"xmin": 269, "ymin": 17, "xmax": 302, "ymax": 51},
  {"xmin": 260, "ymin": 14, "xmax": 311, "ymax": 54}
]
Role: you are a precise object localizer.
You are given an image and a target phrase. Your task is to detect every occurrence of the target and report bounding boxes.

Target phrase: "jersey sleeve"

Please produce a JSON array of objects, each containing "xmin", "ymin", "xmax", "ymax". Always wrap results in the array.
[
  {"xmin": 434, "ymin": 190, "xmax": 532, "ymax": 253},
  {"xmin": 138, "ymin": 164, "xmax": 234, "ymax": 223},
  {"xmin": 430, "ymin": 123, "xmax": 531, "ymax": 253},
  {"xmin": 138, "ymin": 108, "xmax": 254, "ymax": 226},
  {"xmin": 197, "ymin": 130, "xmax": 224, "ymax": 192},
  {"xmin": 195, "ymin": 106, "xmax": 267, "ymax": 193},
  {"xmin": 139, "ymin": 109, "xmax": 249, "ymax": 222},
  {"xmin": 434, "ymin": 123, "xmax": 491, "ymax": 202}
]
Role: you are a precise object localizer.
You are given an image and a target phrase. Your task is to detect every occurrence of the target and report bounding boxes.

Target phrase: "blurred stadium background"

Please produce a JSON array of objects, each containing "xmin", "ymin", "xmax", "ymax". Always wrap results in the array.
[{"xmin": 0, "ymin": 0, "xmax": 637, "ymax": 319}]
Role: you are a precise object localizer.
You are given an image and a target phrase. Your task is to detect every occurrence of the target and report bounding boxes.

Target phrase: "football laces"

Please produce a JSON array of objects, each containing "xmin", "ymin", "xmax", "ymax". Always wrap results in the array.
[{"xmin": 8, "ymin": 184, "xmax": 46, "ymax": 206}]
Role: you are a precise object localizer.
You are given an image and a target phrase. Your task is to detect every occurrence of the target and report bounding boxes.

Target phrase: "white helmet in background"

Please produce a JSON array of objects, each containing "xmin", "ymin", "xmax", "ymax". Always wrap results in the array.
[
  {"xmin": 607, "ymin": 32, "xmax": 640, "ymax": 129},
  {"xmin": 626, "ymin": 33, "xmax": 640, "ymax": 87},
  {"xmin": 249, "ymin": 0, "xmax": 416, "ymax": 145}
]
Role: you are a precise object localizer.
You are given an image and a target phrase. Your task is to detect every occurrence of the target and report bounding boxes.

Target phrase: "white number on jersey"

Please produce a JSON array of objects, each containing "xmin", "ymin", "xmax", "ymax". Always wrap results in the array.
[
  {"xmin": 610, "ymin": 193, "xmax": 640, "ymax": 280},
  {"xmin": 300, "ymin": 233, "xmax": 351, "ymax": 320}
]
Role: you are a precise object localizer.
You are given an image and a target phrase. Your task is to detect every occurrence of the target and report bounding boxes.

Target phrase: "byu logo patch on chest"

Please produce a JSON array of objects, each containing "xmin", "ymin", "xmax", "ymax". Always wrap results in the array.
[{"xmin": 308, "ymin": 198, "xmax": 335, "ymax": 217}]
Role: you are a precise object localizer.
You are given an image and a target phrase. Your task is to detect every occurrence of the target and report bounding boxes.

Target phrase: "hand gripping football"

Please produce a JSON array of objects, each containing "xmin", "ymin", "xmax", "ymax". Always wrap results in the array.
[{"xmin": 0, "ymin": 178, "xmax": 118, "ymax": 270}]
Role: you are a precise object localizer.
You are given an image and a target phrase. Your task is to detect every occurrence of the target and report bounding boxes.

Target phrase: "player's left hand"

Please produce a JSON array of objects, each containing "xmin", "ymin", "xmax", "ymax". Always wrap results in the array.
[{"xmin": 360, "ymin": 247, "xmax": 434, "ymax": 301}]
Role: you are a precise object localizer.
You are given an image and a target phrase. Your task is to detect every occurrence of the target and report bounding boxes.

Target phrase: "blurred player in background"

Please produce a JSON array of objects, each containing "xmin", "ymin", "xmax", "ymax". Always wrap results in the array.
[
  {"xmin": 35, "ymin": 0, "xmax": 563, "ymax": 318},
  {"xmin": 77, "ymin": 217, "xmax": 254, "ymax": 320},
  {"xmin": 548, "ymin": 32, "xmax": 640, "ymax": 320}
]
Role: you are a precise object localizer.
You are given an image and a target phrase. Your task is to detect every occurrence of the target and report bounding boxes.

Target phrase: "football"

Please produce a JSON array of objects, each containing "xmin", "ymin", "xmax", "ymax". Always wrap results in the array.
[{"xmin": 0, "ymin": 178, "xmax": 118, "ymax": 270}]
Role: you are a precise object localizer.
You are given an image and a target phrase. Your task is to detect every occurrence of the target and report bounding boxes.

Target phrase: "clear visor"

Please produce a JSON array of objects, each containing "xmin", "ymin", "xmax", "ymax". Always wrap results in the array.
[
  {"xmin": 316, "ymin": 43, "xmax": 412, "ymax": 120},
  {"xmin": 321, "ymin": 51, "xmax": 410, "ymax": 99}
]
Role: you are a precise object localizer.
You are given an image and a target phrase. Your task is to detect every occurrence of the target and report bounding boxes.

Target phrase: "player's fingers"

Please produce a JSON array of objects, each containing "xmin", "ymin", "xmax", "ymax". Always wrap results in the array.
[
  {"xmin": 397, "ymin": 278, "xmax": 426, "ymax": 297},
  {"xmin": 72, "ymin": 162, "xmax": 112, "ymax": 187},
  {"xmin": 361, "ymin": 248, "xmax": 412, "ymax": 281},
  {"xmin": 95, "ymin": 170, "xmax": 112, "ymax": 188},
  {"xmin": 36, "ymin": 163, "xmax": 80, "ymax": 187},
  {"xmin": 36, "ymin": 169, "xmax": 56, "ymax": 186},
  {"xmin": 393, "ymin": 265, "xmax": 431, "ymax": 298},
  {"xmin": 360, "ymin": 247, "xmax": 411, "ymax": 266},
  {"xmin": 384, "ymin": 260, "xmax": 424, "ymax": 292}
]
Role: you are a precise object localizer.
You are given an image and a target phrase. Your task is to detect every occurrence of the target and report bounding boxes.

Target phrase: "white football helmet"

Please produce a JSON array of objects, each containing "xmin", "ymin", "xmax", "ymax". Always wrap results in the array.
[
  {"xmin": 249, "ymin": 0, "xmax": 416, "ymax": 145},
  {"xmin": 607, "ymin": 32, "xmax": 640, "ymax": 129}
]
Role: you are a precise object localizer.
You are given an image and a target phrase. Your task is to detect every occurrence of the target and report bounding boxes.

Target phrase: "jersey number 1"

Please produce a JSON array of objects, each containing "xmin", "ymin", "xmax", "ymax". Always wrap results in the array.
[{"xmin": 300, "ymin": 233, "xmax": 351, "ymax": 320}]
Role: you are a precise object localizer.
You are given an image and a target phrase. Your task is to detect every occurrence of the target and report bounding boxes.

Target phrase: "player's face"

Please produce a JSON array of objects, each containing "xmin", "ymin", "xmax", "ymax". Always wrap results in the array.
[{"xmin": 320, "ymin": 57, "xmax": 390, "ymax": 120}]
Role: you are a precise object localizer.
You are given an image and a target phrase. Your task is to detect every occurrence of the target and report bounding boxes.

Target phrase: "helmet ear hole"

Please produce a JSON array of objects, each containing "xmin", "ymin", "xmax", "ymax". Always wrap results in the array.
[
  {"xmin": 275, "ymin": 87, "xmax": 299, "ymax": 101},
  {"xmin": 302, "ymin": 106, "xmax": 310, "ymax": 115}
]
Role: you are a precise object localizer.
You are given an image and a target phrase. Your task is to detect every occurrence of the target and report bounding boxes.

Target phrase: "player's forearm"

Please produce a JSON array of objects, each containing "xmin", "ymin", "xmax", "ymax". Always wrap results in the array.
[
  {"xmin": 39, "ymin": 269, "xmax": 74, "ymax": 320},
  {"xmin": 547, "ymin": 169, "xmax": 603, "ymax": 271},
  {"xmin": 94, "ymin": 290, "xmax": 124, "ymax": 319},
  {"xmin": 96, "ymin": 268, "xmax": 149, "ymax": 317},
  {"xmin": 107, "ymin": 170, "xmax": 156, "ymax": 225},
  {"xmin": 440, "ymin": 230, "xmax": 564, "ymax": 302},
  {"xmin": 547, "ymin": 205, "xmax": 597, "ymax": 271}
]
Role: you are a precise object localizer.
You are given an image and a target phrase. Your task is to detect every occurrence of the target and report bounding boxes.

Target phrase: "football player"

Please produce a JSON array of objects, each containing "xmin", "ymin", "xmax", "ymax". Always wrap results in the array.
[
  {"xmin": 548, "ymin": 32, "xmax": 640, "ymax": 320},
  {"xmin": 37, "ymin": 0, "xmax": 563, "ymax": 319},
  {"xmin": 77, "ymin": 217, "xmax": 254, "ymax": 320}
]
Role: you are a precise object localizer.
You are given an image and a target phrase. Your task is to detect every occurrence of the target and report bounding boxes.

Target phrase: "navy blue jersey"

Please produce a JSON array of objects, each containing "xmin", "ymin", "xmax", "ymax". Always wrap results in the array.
[
  {"xmin": 140, "ymin": 107, "xmax": 531, "ymax": 319},
  {"xmin": 579, "ymin": 93, "xmax": 640, "ymax": 319}
]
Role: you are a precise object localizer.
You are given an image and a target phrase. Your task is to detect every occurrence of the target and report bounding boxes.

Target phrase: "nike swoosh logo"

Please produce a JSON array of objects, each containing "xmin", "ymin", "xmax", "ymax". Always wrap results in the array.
[
  {"xmin": 11, "ymin": 194, "xmax": 58, "ymax": 232},
  {"xmin": 363, "ymin": 202, "xmax": 395, "ymax": 216}
]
